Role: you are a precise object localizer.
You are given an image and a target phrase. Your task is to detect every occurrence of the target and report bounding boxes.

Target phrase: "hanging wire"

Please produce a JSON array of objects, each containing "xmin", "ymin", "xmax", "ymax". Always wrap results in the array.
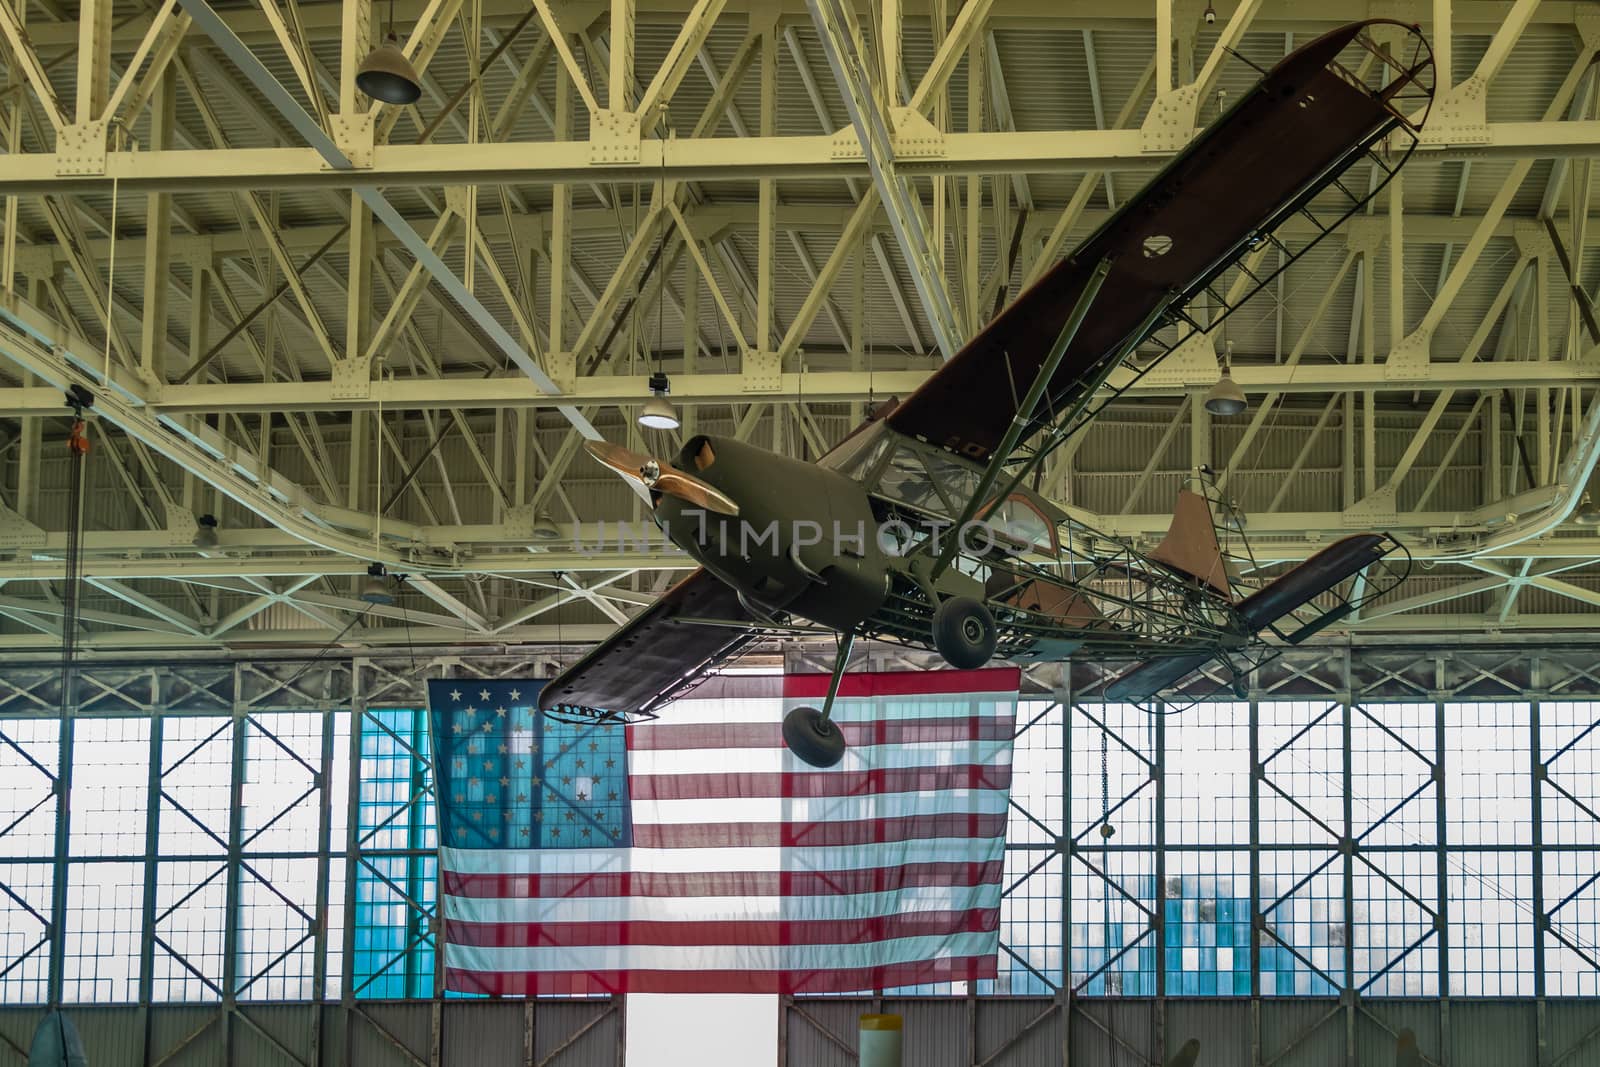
[{"xmin": 59, "ymin": 410, "xmax": 90, "ymax": 718}]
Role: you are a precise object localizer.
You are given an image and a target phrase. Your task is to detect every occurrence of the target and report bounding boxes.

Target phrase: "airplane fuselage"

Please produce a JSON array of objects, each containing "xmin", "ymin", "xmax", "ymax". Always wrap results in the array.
[{"xmin": 654, "ymin": 435, "xmax": 893, "ymax": 632}]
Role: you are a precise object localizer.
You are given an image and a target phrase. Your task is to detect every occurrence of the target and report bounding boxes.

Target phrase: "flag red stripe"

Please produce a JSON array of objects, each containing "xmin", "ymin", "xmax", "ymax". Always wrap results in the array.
[
  {"xmin": 783, "ymin": 668, "xmax": 1021, "ymax": 699},
  {"xmin": 631, "ymin": 811, "xmax": 1008, "ymax": 849},
  {"xmin": 627, "ymin": 716, "xmax": 1014, "ymax": 751},
  {"xmin": 443, "ymin": 860, "xmax": 1005, "ymax": 900},
  {"xmin": 445, "ymin": 956, "xmax": 996, "ymax": 996},
  {"xmin": 447, "ymin": 908, "xmax": 999, "ymax": 948},
  {"xmin": 628, "ymin": 763, "xmax": 1011, "ymax": 800}
]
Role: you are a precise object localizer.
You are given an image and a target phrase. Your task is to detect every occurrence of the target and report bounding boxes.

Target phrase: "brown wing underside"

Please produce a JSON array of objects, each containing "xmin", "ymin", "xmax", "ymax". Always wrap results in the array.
[
  {"xmin": 535, "ymin": 568, "xmax": 763, "ymax": 717},
  {"xmin": 887, "ymin": 22, "xmax": 1397, "ymax": 461}
]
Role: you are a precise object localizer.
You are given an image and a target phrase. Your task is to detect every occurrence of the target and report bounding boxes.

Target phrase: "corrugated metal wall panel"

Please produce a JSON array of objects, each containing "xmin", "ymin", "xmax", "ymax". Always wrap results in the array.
[
  {"xmin": 149, "ymin": 1005, "xmax": 227, "ymax": 1066},
  {"xmin": 4, "ymin": 997, "xmax": 1588, "ymax": 1066},
  {"xmin": 785, "ymin": 998, "xmax": 858, "ymax": 1067},
  {"xmin": 1450, "ymin": 999, "xmax": 1539, "ymax": 1065},
  {"xmin": 441, "ymin": 1001, "xmax": 527, "ymax": 1067},
  {"xmin": 1167, "ymin": 998, "xmax": 1251, "ymax": 1064},
  {"xmin": 351, "ymin": 1002, "xmax": 432, "ymax": 1066},
  {"xmin": 974, "ymin": 998, "xmax": 1064, "ymax": 1066},
  {"xmin": 0, "ymin": 1009, "xmax": 45, "ymax": 1063},
  {"xmin": 233, "ymin": 1004, "xmax": 319, "ymax": 1067},
  {"xmin": 534, "ymin": 1001, "xmax": 619, "ymax": 1067}
]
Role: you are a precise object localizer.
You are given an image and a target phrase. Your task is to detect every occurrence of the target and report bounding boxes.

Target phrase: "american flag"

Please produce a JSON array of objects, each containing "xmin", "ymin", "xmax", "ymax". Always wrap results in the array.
[{"xmin": 429, "ymin": 668, "xmax": 1019, "ymax": 995}]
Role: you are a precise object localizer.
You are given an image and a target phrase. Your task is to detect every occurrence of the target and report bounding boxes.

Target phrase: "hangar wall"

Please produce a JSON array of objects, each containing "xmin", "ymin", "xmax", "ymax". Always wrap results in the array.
[{"xmin": 0, "ymin": 643, "xmax": 1597, "ymax": 1066}]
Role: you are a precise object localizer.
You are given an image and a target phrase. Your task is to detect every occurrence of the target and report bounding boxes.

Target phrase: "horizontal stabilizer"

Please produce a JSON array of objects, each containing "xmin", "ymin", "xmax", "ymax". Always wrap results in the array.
[
  {"xmin": 1106, "ymin": 534, "xmax": 1397, "ymax": 701},
  {"xmin": 1105, "ymin": 652, "xmax": 1214, "ymax": 702},
  {"xmin": 1236, "ymin": 534, "xmax": 1392, "ymax": 632}
]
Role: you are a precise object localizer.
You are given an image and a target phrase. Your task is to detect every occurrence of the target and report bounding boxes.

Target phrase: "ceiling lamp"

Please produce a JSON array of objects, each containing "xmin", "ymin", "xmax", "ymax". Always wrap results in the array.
[
  {"xmin": 1204, "ymin": 342, "xmax": 1247, "ymax": 417},
  {"xmin": 638, "ymin": 370, "xmax": 680, "ymax": 430},
  {"xmin": 1221, "ymin": 500, "xmax": 1247, "ymax": 531},
  {"xmin": 1576, "ymin": 492, "xmax": 1600, "ymax": 526},
  {"xmin": 192, "ymin": 513, "xmax": 219, "ymax": 549},
  {"xmin": 1203, "ymin": 2, "xmax": 1217, "ymax": 23},
  {"xmin": 532, "ymin": 514, "xmax": 562, "ymax": 541},
  {"xmin": 360, "ymin": 562, "xmax": 395, "ymax": 606},
  {"xmin": 357, "ymin": 34, "xmax": 422, "ymax": 105}
]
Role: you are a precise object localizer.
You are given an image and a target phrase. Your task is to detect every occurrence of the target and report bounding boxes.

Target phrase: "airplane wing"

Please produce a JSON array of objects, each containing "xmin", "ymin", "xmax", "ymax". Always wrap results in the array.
[
  {"xmin": 536, "ymin": 568, "xmax": 770, "ymax": 720},
  {"xmin": 888, "ymin": 21, "xmax": 1425, "ymax": 462}
]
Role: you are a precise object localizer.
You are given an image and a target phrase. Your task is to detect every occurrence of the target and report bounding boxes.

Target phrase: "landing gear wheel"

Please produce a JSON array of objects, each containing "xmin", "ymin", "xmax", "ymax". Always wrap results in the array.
[
  {"xmin": 782, "ymin": 705, "xmax": 846, "ymax": 768},
  {"xmin": 932, "ymin": 596, "xmax": 998, "ymax": 669}
]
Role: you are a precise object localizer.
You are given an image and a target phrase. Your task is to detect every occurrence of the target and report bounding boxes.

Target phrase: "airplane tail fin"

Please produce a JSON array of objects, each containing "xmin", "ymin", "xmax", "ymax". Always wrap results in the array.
[
  {"xmin": 1105, "ymin": 534, "xmax": 1401, "ymax": 701},
  {"xmin": 1148, "ymin": 489, "xmax": 1233, "ymax": 597}
]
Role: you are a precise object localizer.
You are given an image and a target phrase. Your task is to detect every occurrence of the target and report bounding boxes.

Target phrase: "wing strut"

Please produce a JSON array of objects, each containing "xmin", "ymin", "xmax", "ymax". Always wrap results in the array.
[{"xmin": 930, "ymin": 256, "xmax": 1113, "ymax": 581}]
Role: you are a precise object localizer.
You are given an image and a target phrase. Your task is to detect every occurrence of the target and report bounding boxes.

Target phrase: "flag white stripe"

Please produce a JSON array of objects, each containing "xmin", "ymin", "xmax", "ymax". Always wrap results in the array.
[
  {"xmin": 627, "ymin": 739, "xmax": 1014, "ymax": 776},
  {"xmin": 442, "ymin": 835, "xmax": 1004, "ymax": 876},
  {"xmin": 640, "ymin": 694, "xmax": 1020, "ymax": 726},
  {"xmin": 445, "ymin": 883, "xmax": 1000, "ymax": 925},
  {"xmin": 639, "ymin": 788, "xmax": 1008, "ymax": 824},
  {"xmin": 444, "ymin": 931, "xmax": 1001, "ymax": 974}
]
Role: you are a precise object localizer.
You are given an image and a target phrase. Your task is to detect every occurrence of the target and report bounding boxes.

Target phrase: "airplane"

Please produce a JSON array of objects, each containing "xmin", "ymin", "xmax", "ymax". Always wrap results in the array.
[{"xmin": 539, "ymin": 20, "xmax": 1433, "ymax": 767}]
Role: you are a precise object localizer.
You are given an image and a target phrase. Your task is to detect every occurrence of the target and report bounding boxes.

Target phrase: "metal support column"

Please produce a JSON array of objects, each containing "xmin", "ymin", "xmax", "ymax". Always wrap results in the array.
[
  {"xmin": 1153, "ymin": 705, "xmax": 1166, "ymax": 1062},
  {"xmin": 1342, "ymin": 698, "xmax": 1356, "ymax": 1066},
  {"xmin": 1530, "ymin": 681, "xmax": 1548, "ymax": 1066},
  {"xmin": 1436, "ymin": 696, "xmax": 1451, "ymax": 1064},
  {"xmin": 138, "ymin": 709, "xmax": 164, "ymax": 1066},
  {"xmin": 1249, "ymin": 698, "xmax": 1262, "ymax": 1066}
]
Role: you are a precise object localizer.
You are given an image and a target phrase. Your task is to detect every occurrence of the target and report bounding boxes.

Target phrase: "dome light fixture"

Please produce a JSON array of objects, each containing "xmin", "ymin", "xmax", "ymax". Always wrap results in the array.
[
  {"xmin": 638, "ymin": 370, "xmax": 680, "ymax": 430},
  {"xmin": 1576, "ymin": 492, "xmax": 1600, "ymax": 526},
  {"xmin": 1204, "ymin": 341, "xmax": 1247, "ymax": 417},
  {"xmin": 192, "ymin": 513, "xmax": 219, "ymax": 549},
  {"xmin": 360, "ymin": 562, "xmax": 395, "ymax": 606},
  {"xmin": 356, "ymin": 0, "xmax": 421, "ymax": 105}
]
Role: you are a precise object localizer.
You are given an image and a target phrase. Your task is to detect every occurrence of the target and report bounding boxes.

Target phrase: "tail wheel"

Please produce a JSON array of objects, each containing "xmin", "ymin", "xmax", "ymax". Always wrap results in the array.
[
  {"xmin": 782, "ymin": 705, "xmax": 846, "ymax": 767},
  {"xmin": 932, "ymin": 596, "xmax": 998, "ymax": 669}
]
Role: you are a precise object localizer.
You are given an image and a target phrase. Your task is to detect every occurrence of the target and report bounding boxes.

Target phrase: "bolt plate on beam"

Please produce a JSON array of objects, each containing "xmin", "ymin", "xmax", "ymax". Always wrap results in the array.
[
  {"xmin": 1342, "ymin": 216, "xmax": 1386, "ymax": 256},
  {"xmin": 1143, "ymin": 330, "xmax": 1219, "ymax": 388},
  {"xmin": 329, "ymin": 355, "xmax": 374, "ymax": 400},
  {"xmin": 1139, "ymin": 87, "xmax": 1199, "ymax": 153},
  {"xmin": 55, "ymin": 121, "xmax": 108, "ymax": 176},
  {"xmin": 0, "ymin": 502, "xmax": 46, "ymax": 550},
  {"xmin": 590, "ymin": 109, "xmax": 642, "ymax": 165},
  {"xmin": 329, "ymin": 112, "xmax": 374, "ymax": 168},
  {"xmin": 1384, "ymin": 328, "xmax": 1433, "ymax": 380},
  {"xmin": 742, "ymin": 350, "xmax": 782, "ymax": 392},
  {"xmin": 1420, "ymin": 76, "xmax": 1490, "ymax": 146},
  {"xmin": 1342, "ymin": 485, "xmax": 1398, "ymax": 528}
]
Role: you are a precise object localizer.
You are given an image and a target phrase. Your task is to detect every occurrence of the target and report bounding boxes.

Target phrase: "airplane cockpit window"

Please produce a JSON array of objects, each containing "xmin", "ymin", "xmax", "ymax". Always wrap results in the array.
[
  {"xmin": 981, "ymin": 494, "xmax": 1059, "ymax": 556},
  {"xmin": 878, "ymin": 449, "xmax": 944, "ymax": 513},
  {"xmin": 922, "ymin": 452, "xmax": 980, "ymax": 511},
  {"xmin": 873, "ymin": 442, "xmax": 986, "ymax": 521}
]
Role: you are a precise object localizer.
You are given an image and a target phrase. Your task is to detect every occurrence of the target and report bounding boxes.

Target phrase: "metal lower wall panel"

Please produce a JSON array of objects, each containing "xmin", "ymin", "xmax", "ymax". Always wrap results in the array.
[
  {"xmin": 0, "ymin": 1001, "xmax": 619, "ymax": 1067},
  {"xmin": 782, "ymin": 998, "xmax": 1600, "ymax": 1067}
]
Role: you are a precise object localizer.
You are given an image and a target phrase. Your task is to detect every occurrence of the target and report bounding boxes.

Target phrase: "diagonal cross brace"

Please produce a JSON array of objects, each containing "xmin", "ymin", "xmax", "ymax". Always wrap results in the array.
[
  {"xmin": 807, "ymin": 0, "xmax": 965, "ymax": 360},
  {"xmin": 174, "ymin": 0, "xmax": 607, "ymax": 448}
]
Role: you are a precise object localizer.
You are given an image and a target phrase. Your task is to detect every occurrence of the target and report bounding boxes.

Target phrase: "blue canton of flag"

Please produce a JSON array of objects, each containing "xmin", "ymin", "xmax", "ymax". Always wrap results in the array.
[{"xmin": 427, "ymin": 679, "xmax": 631, "ymax": 849}]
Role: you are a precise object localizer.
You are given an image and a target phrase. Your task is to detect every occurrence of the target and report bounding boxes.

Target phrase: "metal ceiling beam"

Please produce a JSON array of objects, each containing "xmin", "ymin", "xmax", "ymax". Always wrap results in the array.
[
  {"xmin": 9, "ymin": 120, "xmax": 1590, "ymax": 195},
  {"xmin": 1, "ymin": 358, "xmax": 1590, "ymax": 418},
  {"xmin": 23, "ymin": 0, "xmax": 1584, "ymax": 50}
]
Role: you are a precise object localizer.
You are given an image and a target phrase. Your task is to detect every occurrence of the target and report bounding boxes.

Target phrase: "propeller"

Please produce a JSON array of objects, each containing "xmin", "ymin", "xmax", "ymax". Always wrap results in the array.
[
  {"xmin": 1164, "ymin": 1038, "xmax": 1201, "ymax": 1067},
  {"xmin": 584, "ymin": 440, "xmax": 740, "ymax": 516},
  {"xmin": 1395, "ymin": 1029, "xmax": 1422, "ymax": 1067}
]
